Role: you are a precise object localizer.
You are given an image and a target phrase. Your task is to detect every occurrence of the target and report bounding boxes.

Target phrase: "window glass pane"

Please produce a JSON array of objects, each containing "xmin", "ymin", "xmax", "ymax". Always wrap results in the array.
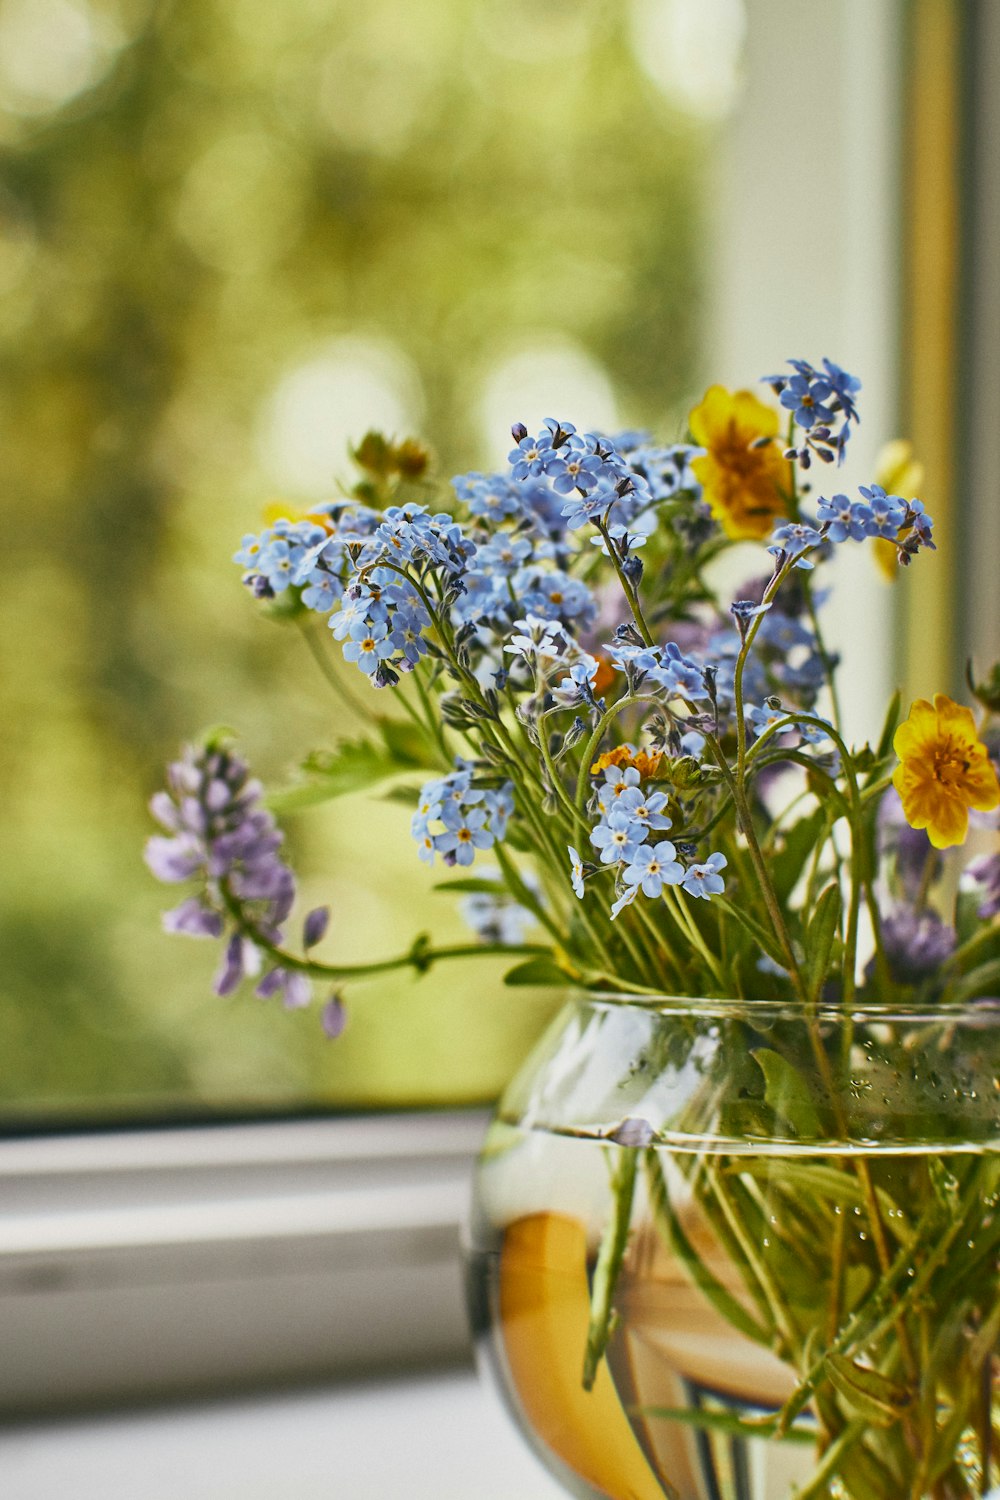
[{"xmin": 1, "ymin": 0, "xmax": 731, "ymax": 1122}]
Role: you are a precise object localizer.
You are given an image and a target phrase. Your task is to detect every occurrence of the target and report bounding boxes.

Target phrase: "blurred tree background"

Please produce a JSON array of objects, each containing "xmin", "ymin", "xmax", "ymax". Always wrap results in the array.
[{"xmin": 0, "ymin": 0, "xmax": 740, "ymax": 1122}]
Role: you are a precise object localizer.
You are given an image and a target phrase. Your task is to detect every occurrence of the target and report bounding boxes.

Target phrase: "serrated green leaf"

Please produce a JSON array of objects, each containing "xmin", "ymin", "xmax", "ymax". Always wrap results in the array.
[
  {"xmin": 503, "ymin": 957, "xmax": 568, "ymax": 987},
  {"xmin": 265, "ymin": 719, "xmax": 437, "ymax": 813},
  {"xmin": 805, "ymin": 881, "xmax": 842, "ymax": 1003},
  {"xmin": 823, "ymin": 1353, "xmax": 910, "ymax": 1427},
  {"xmin": 751, "ymin": 1048, "xmax": 822, "ymax": 1140}
]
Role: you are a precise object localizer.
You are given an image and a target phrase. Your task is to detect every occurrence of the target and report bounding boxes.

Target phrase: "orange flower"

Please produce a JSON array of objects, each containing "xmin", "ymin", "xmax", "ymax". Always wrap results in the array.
[
  {"xmin": 590, "ymin": 745, "xmax": 663, "ymax": 779},
  {"xmin": 689, "ymin": 385, "xmax": 793, "ymax": 540},
  {"xmin": 892, "ymin": 694, "xmax": 1000, "ymax": 849}
]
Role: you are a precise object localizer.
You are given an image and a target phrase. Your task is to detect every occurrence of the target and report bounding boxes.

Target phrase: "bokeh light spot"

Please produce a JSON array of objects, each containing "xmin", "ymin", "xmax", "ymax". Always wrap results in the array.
[
  {"xmin": 628, "ymin": 0, "xmax": 746, "ymax": 121},
  {"xmin": 257, "ymin": 336, "xmax": 425, "ymax": 499},
  {"xmin": 0, "ymin": 0, "xmax": 121, "ymax": 116},
  {"xmin": 477, "ymin": 339, "xmax": 619, "ymax": 465}
]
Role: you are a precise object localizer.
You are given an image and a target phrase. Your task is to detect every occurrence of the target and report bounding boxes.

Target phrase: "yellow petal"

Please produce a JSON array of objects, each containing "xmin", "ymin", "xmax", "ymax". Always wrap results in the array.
[{"xmin": 874, "ymin": 439, "xmax": 924, "ymax": 499}]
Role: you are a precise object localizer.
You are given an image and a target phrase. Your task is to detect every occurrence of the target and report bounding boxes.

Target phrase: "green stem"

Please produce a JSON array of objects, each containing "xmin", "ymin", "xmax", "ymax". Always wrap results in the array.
[
  {"xmin": 595, "ymin": 519, "xmax": 655, "ymax": 647},
  {"xmin": 220, "ymin": 884, "xmax": 549, "ymax": 981},
  {"xmin": 297, "ymin": 619, "xmax": 373, "ymax": 720},
  {"xmin": 574, "ymin": 695, "xmax": 644, "ymax": 809}
]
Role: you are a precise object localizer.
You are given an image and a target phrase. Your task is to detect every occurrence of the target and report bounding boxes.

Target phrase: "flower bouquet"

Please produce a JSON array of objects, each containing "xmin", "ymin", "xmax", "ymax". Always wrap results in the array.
[{"xmin": 147, "ymin": 358, "xmax": 1000, "ymax": 1500}]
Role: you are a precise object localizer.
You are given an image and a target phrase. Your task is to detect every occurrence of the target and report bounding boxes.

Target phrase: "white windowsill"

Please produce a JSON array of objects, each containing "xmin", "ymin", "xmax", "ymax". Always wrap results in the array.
[
  {"xmin": 0, "ymin": 1370, "xmax": 566, "ymax": 1500},
  {"xmin": 0, "ymin": 1113, "xmax": 487, "ymax": 1413}
]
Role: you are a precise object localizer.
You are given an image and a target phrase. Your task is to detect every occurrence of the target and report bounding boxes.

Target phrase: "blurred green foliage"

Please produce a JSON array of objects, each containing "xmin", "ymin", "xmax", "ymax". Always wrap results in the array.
[{"xmin": 0, "ymin": 0, "xmax": 715, "ymax": 1122}]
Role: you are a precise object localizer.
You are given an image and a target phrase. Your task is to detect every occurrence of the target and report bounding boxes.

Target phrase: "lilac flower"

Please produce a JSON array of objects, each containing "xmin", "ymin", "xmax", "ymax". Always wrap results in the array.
[
  {"xmin": 874, "ymin": 907, "xmax": 957, "ymax": 985},
  {"xmin": 162, "ymin": 896, "xmax": 224, "ymax": 939},
  {"xmin": 967, "ymin": 854, "xmax": 1000, "ymax": 919},
  {"xmin": 256, "ymin": 966, "xmax": 312, "ymax": 1009},
  {"xmin": 303, "ymin": 907, "xmax": 330, "ymax": 949},
  {"xmin": 321, "ymin": 994, "xmax": 348, "ymax": 1039},
  {"xmin": 681, "ymin": 852, "xmax": 727, "ymax": 900},
  {"xmin": 622, "ymin": 840, "xmax": 684, "ymax": 897},
  {"xmin": 147, "ymin": 740, "xmax": 306, "ymax": 1004}
]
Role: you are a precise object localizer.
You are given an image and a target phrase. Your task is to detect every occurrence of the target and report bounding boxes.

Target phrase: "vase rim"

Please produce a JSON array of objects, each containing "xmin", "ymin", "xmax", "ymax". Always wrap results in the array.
[{"xmin": 576, "ymin": 989, "xmax": 1000, "ymax": 1025}]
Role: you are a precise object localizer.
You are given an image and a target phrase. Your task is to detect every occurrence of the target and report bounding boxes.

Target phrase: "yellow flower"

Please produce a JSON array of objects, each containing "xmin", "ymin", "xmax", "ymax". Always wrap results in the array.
[
  {"xmin": 892, "ymin": 694, "xmax": 1000, "ymax": 849},
  {"xmin": 689, "ymin": 385, "xmax": 792, "ymax": 540},
  {"xmin": 872, "ymin": 440, "xmax": 925, "ymax": 580}
]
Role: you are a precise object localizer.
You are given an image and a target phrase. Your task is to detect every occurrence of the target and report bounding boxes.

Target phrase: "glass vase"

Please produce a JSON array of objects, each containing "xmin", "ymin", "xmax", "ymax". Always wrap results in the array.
[{"xmin": 466, "ymin": 993, "xmax": 1000, "ymax": 1500}]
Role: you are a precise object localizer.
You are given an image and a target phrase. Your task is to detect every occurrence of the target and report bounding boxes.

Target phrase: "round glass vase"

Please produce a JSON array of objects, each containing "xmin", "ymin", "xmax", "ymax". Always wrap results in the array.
[{"xmin": 466, "ymin": 992, "xmax": 1000, "ymax": 1500}]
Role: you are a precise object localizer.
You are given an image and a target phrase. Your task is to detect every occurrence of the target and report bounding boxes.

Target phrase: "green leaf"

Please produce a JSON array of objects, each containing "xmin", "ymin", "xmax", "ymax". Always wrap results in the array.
[
  {"xmin": 946, "ymin": 956, "xmax": 1000, "ymax": 1005},
  {"xmin": 771, "ymin": 804, "xmax": 831, "ymax": 905},
  {"xmin": 751, "ymin": 1048, "xmax": 822, "ymax": 1140},
  {"xmin": 631, "ymin": 1405, "xmax": 813, "ymax": 1444},
  {"xmin": 266, "ymin": 717, "xmax": 437, "ymax": 813},
  {"xmin": 376, "ymin": 715, "xmax": 432, "ymax": 766},
  {"xmin": 433, "ymin": 878, "xmax": 507, "ymax": 895},
  {"xmin": 713, "ymin": 896, "xmax": 788, "ymax": 970},
  {"xmin": 805, "ymin": 881, "xmax": 842, "ymax": 1003},
  {"xmin": 645, "ymin": 1154, "xmax": 772, "ymax": 1347},
  {"xmin": 503, "ymin": 957, "xmax": 568, "ymax": 987},
  {"xmin": 583, "ymin": 1149, "xmax": 637, "ymax": 1390},
  {"xmin": 875, "ymin": 688, "xmax": 902, "ymax": 762},
  {"xmin": 823, "ymin": 1353, "xmax": 911, "ymax": 1428}
]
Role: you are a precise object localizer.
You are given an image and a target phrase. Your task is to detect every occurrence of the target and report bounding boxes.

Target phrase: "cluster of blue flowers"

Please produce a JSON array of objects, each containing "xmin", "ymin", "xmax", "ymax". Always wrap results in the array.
[
  {"xmin": 329, "ymin": 567, "xmax": 434, "ymax": 686},
  {"xmin": 607, "ymin": 631, "xmax": 711, "ymax": 702},
  {"xmin": 508, "ymin": 419, "xmax": 656, "ymax": 545},
  {"xmin": 411, "ymin": 763, "xmax": 514, "ymax": 867},
  {"xmin": 763, "ymin": 357, "xmax": 862, "ymax": 468},
  {"xmin": 572, "ymin": 764, "xmax": 727, "ymax": 919},
  {"xmin": 145, "ymin": 741, "xmax": 331, "ymax": 1016},
  {"xmin": 234, "ymin": 517, "xmax": 330, "ymax": 601},
  {"xmin": 764, "ymin": 484, "xmax": 936, "ymax": 575}
]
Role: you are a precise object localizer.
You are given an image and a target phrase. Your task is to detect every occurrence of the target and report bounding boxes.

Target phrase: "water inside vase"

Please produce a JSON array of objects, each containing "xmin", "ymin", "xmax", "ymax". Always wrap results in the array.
[{"xmin": 466, "ymin": 1120, "xmax": 1000, "ymax": 1500}]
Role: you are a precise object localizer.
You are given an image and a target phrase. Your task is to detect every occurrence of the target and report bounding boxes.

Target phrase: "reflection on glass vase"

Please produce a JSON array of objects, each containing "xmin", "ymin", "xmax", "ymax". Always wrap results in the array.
[{"xmin": 466, "ymin": 994, "xmax": 1000, "ymax": 1500}]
